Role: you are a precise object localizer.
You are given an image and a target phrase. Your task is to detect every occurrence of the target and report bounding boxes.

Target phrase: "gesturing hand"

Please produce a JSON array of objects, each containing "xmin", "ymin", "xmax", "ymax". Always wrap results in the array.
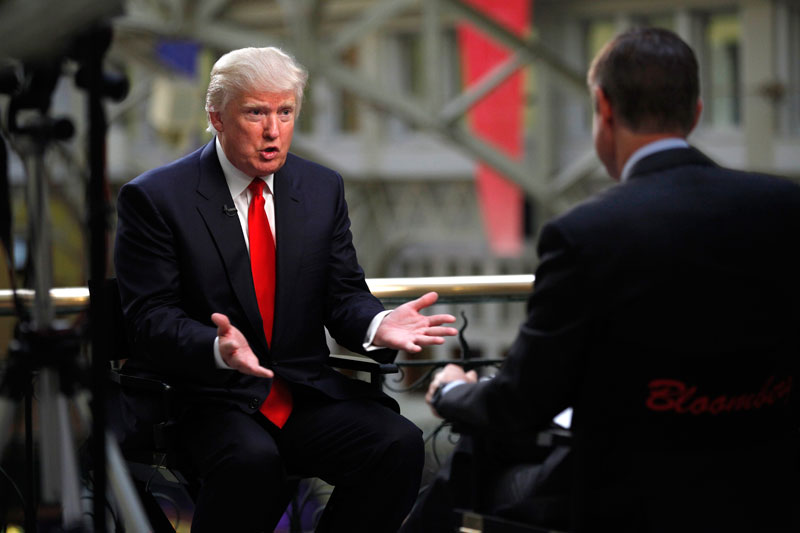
[
  {"xmin": 425, "ymin": 364, "xmax": 478, "ymax": 403},
  {"xmin": 425, "ymin": 364, "xmax": 478, "ymax": 417},
  {"xmin": 211, "ymin": 313, "xmax": 274, "ymax": 378},
  {"xmin": 372, "ymin": 292, "xmax": 458, "ymax": 353}
]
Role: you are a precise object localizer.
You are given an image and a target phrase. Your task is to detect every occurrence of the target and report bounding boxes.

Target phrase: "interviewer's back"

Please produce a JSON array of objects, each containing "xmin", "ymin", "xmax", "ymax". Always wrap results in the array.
[
  {"xmin": 427, "ymin": 26, "xmax": 800, "ymax": 533},
  {"xmin": 556, "ymin": 148, "xmax": 800, "ymax": 531}
]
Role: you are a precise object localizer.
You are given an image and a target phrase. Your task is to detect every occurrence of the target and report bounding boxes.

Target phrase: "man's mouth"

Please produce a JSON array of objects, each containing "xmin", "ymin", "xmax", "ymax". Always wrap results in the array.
[{"xmin": 260, "ymin": 147, "xmax": 279, "ymax": 159}]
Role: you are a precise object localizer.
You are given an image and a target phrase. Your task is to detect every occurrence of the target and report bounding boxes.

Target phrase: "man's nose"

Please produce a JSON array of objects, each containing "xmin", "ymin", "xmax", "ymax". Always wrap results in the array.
[{"xmin": 263, "ymin": 116, "xmax": 279, "ymax": 139}]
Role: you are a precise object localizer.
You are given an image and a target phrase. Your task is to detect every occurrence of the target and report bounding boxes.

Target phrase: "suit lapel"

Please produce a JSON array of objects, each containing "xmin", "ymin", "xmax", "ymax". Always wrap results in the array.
[
  {"xmin": 273, "ymin": 155, "xmax": 305, "ymax": 348},
  {"xmin": 194, "ymin": 140, "xmax": 267, "ymax": 353}
]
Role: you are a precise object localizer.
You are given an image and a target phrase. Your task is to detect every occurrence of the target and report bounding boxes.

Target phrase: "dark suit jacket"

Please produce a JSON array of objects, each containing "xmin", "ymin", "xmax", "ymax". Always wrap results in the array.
[
  {"xmin": 435, "ymin": 147, "xmax": 800, "ymax": 531},
  {"xmin": 114, "ymin": 139, "xmax": 397, "ymax": 415}
]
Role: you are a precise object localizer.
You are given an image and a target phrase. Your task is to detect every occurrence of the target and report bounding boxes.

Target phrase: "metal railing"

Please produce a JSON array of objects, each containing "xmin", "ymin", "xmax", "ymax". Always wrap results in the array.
[
  {"xmin": 0, "ymin": 274, "xmax": 535, "ymax": 316},
  {"xmin": 0, "ymin": 275, "xmax": 540, "ymax": 502},
  {"xmin": 0, "ymin": 274, "xmax": 535, "ymax": 396}
]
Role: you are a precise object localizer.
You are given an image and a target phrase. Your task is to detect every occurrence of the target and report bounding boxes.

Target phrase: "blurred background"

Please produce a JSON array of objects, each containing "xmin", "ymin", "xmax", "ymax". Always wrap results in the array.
[
  {"xmin": 0, "ymin": 0, "xmax": 799, "ymax": 529},
  {"xmin": 1, "ymin": 0, "xmax": 799, "ymax": 362}
]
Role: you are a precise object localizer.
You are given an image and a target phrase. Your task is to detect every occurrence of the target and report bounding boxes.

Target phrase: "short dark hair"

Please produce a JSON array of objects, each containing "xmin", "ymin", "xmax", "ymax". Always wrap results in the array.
[{"xmin": 587, "ymin": 27, "xmax": 700, "ymax": 135}]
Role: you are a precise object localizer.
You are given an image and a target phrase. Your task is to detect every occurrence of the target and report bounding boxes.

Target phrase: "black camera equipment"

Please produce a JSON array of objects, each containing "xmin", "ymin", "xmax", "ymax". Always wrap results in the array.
[
  {"xmin": 0, "ymin": 23, "xmax": 150, "ymax": 533},
  {"xmin": 0, "ymin": 52, "xmax": 86, "ymax": 531}
]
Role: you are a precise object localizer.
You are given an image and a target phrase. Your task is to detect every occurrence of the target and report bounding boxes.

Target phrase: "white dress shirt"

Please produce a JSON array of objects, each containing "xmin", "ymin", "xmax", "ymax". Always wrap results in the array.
[
  {"xmin": 620, "ymin": 137, "xmax": 689, "ymax": 182},
  {"xmin": 212, "ymin": 138, "xmax": 388, "ymax": 369}
]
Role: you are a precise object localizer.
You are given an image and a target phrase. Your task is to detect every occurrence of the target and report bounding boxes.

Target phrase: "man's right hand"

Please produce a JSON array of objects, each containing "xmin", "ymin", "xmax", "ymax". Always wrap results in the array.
[
  {"xmin": 211, "ymin": 313, "xmax": 274, "ymax": 378},
  {"xmin": 425, "ymin": 363, "xmax": 478, "ymax": 417}
]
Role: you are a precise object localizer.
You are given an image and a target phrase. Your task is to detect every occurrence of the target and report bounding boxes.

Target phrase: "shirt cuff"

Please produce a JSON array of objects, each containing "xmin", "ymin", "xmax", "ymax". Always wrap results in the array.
[
  {"xmin": 553, "ymin": 407, "xmax": 573, "ymax": 429},
  {"xmin": 213, "ymin": 336, "xmax": 232, "ymax": 369},
  {"xmin": 440, "ymin": 379, "xmax": 467, "ymax": 396},
  {"xmin": 362, "ymin": 310, "xmax": 393, "ymax": 352}
]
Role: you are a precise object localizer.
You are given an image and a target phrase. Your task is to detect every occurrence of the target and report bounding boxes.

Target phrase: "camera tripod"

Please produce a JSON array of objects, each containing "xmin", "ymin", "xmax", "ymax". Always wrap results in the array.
[{"xmin": 0, "ymin": 25, "xmax": 152, "ymax": 533}]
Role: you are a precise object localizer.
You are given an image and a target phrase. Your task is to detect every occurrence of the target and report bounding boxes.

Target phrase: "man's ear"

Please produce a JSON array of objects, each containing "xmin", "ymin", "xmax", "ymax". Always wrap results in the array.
[
  {"xmin": 689, "ymin": 98, "xmax": 703, "ymax": 133},
  {"xmin": 209, "ymin": 111, "xmax": 223, "ymax": 132},
  {"xmin": 593, "ymin": 86, "xmax": 614, "ymax": 125}
]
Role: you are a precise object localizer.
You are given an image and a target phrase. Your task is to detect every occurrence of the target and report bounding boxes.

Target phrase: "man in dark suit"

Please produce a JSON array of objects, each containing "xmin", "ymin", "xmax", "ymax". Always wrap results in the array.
[
  {"xmin": 114, "ymin": 46, "xmax": 457, "ymax": 533},
  {"xmin": 424, "ymin": 27, "xmax": 800, "ymax": 532}
]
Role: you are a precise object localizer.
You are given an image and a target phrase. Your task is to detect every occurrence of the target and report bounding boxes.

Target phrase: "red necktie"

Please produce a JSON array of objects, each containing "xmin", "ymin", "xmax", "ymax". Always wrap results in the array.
[{"xmin": 248, "ymin": 178, "xmax": 292, "ymax": 428}]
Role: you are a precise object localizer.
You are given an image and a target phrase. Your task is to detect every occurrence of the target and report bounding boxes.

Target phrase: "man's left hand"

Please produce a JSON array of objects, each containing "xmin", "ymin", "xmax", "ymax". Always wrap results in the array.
[
  {"xmin": 212, "ymin": 313, "xmax": 274, "ymax": 378},
  {"xmin": 425, "ymin": 364, "xmax": 478, "ymax": 417},
  {"xmin": 372, "ymin": 292, "xmax": 457, "ymax": 353}
]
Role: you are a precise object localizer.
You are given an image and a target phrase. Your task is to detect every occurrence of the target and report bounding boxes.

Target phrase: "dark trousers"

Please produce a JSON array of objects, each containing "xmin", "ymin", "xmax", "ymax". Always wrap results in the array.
[{"xmin": 178, "ymin": 386, "xmax": 424, "ymax": 533}]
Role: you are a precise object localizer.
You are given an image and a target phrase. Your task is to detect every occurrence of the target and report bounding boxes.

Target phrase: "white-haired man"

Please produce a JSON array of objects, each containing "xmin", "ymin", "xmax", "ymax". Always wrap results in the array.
[{"xmin": 115, "ymin": 46, "xmax": 457, "ymax": 532}]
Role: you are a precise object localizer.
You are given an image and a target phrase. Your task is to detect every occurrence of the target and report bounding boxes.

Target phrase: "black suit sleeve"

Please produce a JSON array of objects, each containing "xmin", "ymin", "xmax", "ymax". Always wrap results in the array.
[
  {"xmin": 322, "ymin": 172, "xmax": 396, "ymax": 363},
  {"xmin": 434, "ymin": 223, "xmax": 590, "ymax": 434},
  {"xmin": 114, "ymin": 181, "xmax": 218, "ymax": 375}
]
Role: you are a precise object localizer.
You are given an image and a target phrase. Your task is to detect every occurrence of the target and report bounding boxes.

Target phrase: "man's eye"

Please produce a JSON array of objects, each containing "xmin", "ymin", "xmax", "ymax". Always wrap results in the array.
[{"xmin": 249, "ymin": 109, "xmax": 262, "ymax": 115}]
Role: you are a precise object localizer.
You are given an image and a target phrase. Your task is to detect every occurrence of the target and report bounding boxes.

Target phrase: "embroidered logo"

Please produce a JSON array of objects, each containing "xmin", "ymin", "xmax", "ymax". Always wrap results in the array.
[{"xmin": 645, "ymin": 376, "xmax": 792, "ymax": 415}]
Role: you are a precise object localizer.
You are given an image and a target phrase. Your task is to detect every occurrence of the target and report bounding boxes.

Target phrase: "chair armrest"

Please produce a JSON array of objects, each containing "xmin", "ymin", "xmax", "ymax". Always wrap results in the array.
[
  {"xmin": 109, "ymin": 369, "xmax": 172, "ymax": 394},
  {"xmin": 327, "ymin": 354, "xmax": 399, "ymax": 375},
  {"xmin": 535, "ymin": 426, "xmax": 572, "ymax": 448},
  {"xmin": 328, "ymin": 354, "xmax": 398, "ymax": 391}
]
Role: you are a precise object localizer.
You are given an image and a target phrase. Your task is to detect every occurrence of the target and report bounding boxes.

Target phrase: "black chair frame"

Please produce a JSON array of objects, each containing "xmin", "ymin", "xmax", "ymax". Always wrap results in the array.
[{"xmin": 91, "ymin": 278, "xmax": 398, "ymax": 532}]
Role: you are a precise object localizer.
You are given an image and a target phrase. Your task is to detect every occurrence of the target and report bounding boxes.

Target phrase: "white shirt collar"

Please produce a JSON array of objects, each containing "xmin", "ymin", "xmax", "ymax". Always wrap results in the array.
[
  {"xmin": 215, "ymin": 137, "xmax": 274, "ymax": 199},
  {"xmin": 620, "ymin": 137, "xmax": 689, "ymax": 182}
]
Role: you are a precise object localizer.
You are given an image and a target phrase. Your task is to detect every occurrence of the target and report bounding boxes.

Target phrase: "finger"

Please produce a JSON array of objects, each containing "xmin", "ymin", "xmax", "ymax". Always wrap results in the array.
[
  {"xmin": 441, "ymin": 364, "xmax": 467, "ymax": 382},
  {"xmin": 424, "ymin": 326, "xmax": 459, "ymax": 337},
  {"xmin": 403, "ymin": 342, "xmax": 422, "ymax": 353},
  {"xmin": 211, "ymin": 313, "xmax": 230, "ymax": 334},
  {"xmin": 425, "ymin": 390, "xmax": 438, "ymax": 405},
  {"xmin": 426, "ymin": 374, "xmax": 444, "ymax": 403},
  {"xmin": 229, "ymin": 355, "xmax": 274, "ymax": 378},
  {"xmin": 424, "ymin": 383, "xmax": 443, "ymax": 417},
  {"xmin": 465, "ymin": 370, "xmax": 479, "ymax": 382},
  {"xmin": 425, "ymin": 314, "xmax": 457, "ymax": 326},
  {"xmin": 218, "ymin": 337, "xmax": 239, "ymax": 356},
  {"xmin": 245, "ymin": 364, "xmax": 274, "ymax": 379},
  {"xmin": 425, "ymin": 383, "xmax": 436, "ymax": 404},
  {"xmin": 429, "ymin": 369, "xmax": 444, "ymax": 388},
  {"xmin": 411, "ymin": 335, "xmax": 446, "ymax": 347},
  {"xmin": 408, "ymin": 291, "xmax": 439, "ymax": 311}
]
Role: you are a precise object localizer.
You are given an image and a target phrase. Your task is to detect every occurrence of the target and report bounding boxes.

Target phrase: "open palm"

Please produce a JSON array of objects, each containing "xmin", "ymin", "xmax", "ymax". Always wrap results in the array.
[{"xmin": 373, "ymin": 292, "xmax": 458, "ymax": 352}]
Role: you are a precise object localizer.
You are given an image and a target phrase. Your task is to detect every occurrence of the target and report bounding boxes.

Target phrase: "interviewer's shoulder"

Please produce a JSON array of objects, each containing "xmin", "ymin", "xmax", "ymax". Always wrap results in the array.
[
  {"xmin": 540, "ymin": 182, "xmax": 626, "ymax": 241},
  {"xmin": 725, "ymin": 167, "xmax": 800, "ymax": 207},
  {"xmin": 741, "ymin": 168, "xmax": 800, "ymax": 193}
]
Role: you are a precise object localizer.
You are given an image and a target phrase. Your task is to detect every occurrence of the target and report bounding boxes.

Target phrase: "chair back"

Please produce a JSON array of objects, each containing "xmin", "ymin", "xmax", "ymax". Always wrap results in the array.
[{"xmin": 88, "ymin": 277, "xmax": 131, "ymax": 362}]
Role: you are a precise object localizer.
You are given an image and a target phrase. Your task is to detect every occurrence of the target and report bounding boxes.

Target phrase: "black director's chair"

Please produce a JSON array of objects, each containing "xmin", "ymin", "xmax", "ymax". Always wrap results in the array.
[{"xmin": 90, "ymin": 278, "xmax": 398, "ymax": 532}]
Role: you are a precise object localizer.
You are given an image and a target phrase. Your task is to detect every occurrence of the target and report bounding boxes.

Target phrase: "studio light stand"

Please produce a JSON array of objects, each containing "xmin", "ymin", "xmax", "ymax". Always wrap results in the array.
[
  {"xmin": 0, "ymin": 24, "xmax": 151, "ymax": 533},
  {"xmin": 74, "ymin": 25, "xmax": 151, "ymax": 533},
  {"xmin": 0, "ymin": 54, "xmax": 86, "ymax": 532}
]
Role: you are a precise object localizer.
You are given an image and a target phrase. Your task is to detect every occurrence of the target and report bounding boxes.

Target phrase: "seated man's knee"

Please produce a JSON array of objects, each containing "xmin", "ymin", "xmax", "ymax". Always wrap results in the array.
[
  {"xmin": 195, "ymin": 433, "xmax": 285, "ymax": 495},
  {"xmin": 227, "ymin": 438, "xmax": 284, "ymax": 481},
  {"xmin": 386, "ymin": 416, "xmax": 425, "ymax": 471}
]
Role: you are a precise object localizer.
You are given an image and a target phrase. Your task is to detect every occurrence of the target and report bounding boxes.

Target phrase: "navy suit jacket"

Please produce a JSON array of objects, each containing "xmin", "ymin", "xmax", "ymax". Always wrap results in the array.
[
  {"xmin": 435, "ymin": 147, "xmax": 800, "ymax": 531},
  {"xmin": 114, "ymin": 139, "xmax": 397, "ymax": 414}
]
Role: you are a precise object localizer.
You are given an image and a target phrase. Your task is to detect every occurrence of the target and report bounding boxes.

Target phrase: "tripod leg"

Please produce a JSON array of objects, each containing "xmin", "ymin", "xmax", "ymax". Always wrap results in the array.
[
  {"xmin": 106, "ymin": 431, "xmax": 153, "ymax": 533},
  {"xmin": 73, "ymin": 389, "xmax": 155, "ymax": 532},
  {"xmin": 38, "ymin": 368, "xmax": 85, "ymax": 529},
  {"xmin": 25, "ymin": 381, "xmax": 35, "ymax": 533},
  {"xmin": 0, "ymin": 397, "xmax": 16, "ymax": 460},
  {"xmin": 0, "ymin": 374, "xmax": 36, "ymax": 533}
]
